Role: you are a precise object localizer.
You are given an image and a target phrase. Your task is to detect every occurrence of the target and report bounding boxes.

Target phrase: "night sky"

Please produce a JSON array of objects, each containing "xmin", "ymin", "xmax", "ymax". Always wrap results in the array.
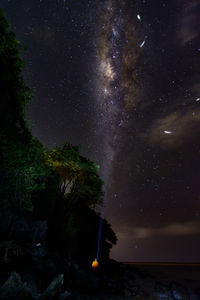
[{"xmin": 2, "ymin": 0, "xmax": 200, "ymax": 262}]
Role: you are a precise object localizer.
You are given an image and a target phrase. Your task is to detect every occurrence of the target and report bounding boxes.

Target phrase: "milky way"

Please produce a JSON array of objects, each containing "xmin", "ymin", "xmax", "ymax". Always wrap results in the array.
[
  {"xmin": 96, "ymin": 0, "xmax": 141, "ymax": 184},
  {"xmin": 3, "ymin": 0, "xmax": 200, "ymax": 262}
]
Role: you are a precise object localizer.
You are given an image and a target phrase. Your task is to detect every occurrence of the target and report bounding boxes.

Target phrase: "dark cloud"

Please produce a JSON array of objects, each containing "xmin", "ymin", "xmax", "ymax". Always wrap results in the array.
[
  {"xmin": 148, "ymin": 108, "xmax": 200, "ymax": 148},
  {"xmin": 177, "ymin": 0, "xmax": 200, "ymax": 45}
]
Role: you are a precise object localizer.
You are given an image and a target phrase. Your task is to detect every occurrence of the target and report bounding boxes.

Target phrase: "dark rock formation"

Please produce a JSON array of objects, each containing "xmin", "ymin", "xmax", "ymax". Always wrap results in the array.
[
  {"xmin": 40, "ymin": 274, "xmax": 64, "ymax": 300},
  {"xmin": 0, "ymin": 272, "xmax": 35, "ymax": 300},
  {"xmin": 170, "ymin": 282, "xmax": 189, "ymax": 300}
]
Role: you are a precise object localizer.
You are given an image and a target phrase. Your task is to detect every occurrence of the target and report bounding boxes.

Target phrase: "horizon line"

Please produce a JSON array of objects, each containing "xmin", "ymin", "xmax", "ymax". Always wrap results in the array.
[{"xmin": 120, "ymin": 261, "xmax": 200, "ymax": 265}]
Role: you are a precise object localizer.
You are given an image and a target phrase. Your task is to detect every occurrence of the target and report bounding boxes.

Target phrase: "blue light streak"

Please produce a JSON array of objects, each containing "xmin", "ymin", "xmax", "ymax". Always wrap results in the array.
[{"xmin": 96, "ymin": 216, "xmax": 103, "ymax": 260}]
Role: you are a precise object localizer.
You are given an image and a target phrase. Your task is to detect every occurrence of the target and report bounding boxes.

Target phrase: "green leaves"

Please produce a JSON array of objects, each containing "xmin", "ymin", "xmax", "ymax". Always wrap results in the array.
[
  {"xmin": 45, "ymin": 143, "xmax": 103, "ymax": 206},
  {"xmin": 1, "ymin": 135, "xmax": 50, "ymax": 212},
  {"xmin": 0, "ymin": 7, "xmax": 117, "ymax": 262}
]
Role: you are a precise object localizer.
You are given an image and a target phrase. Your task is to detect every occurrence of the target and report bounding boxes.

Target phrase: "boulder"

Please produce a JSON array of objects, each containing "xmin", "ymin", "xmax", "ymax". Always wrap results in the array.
[
  {"xmin": 40, "ymin": 274, "xmax": 64, "ymax": 300},
  {"xmin": 0, "ymin": 271, "xmax": 36, "ymax": 299},
  {"xmin": 0, "ymin": 240, "xmax": 23, "ymax": 264},
  {"xmin": 154, "ymin": 282, "xmax": 171, "ymax": 299},
  {"xmin": 0, "ymin": 272, "xmax": 23, "ymax": 298},
  {"xmin": 170, "ymin": 282, "xmax": 189, "ymax": 300},
  {"xmin": 124, "ymin": 285, "xmax": 140, "ymax": 297},
  {"xmin": 71, "ymin": 269, "xmax": 98, "ymax": 292},
  {"xmin": 30, "ymin": 221, "xmax": 48, "ymax": 242},
  {"xmin": 12, "ymin": 217, "xmax": 29, "ymax": 240},
  {"xmin": 59, "ymin": 291, "xmax": 71, "ymax": 299}
]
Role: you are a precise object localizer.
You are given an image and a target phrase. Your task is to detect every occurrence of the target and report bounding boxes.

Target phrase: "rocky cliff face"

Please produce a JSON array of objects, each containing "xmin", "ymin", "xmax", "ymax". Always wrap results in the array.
[{"xmin": 0, "ymin": 242, "xmax": 199, "ymax": 300}]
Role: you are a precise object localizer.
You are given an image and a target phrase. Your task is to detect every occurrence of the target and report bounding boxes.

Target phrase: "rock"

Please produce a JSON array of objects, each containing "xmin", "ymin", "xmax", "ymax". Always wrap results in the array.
[
  {"xmin": 170, "ymin": 282, "xmax": 189, "ymax": 300},
  {"xmin": 73, "ymin": 263, "xmax": 79, "ymax": 271},
  {"xmin": 0, "ymin": 271, "xmax": 36, "ymax": 299},
  {"xmin": 0, "ymin": 210, "xmax": 15, "ymax": 238},
  {"xmin": 0, "ymin": 272, "xmax": 23, "ymax": 298},
  {"xmin": 72, "ymin": 269, "xmax": 98, "ymax": 292},
  {"xmin": 30, "ymin": 221, "xmax": 48, "ymax": 242},
  {"xmin": 40, "ymin": 274, "xmax": 64, "ymax": 300},
  {"xmin": 0, "ymin": 211, "xmax": 47, "ymax": 243},
  {"xmin": 0, "ymin": 240, "xmax": 23, "ymax": 264},
  {"xmin": 26, "ymin": 243, "xmax": 47, "ymax": 261},
  {"xmin": 124, "ymin": 285, "xmax": 139, "ymax": 297},
  {"xmin": 59, "ymin": 291, "xmax": 71, "ymax": 299},
  {"xmin": 12, "ymin": 216, "xmax": 29, "ymax": 240},
  {"xmin": 154, "ymin": 282, "xmax": 171, "ymax": 299}
]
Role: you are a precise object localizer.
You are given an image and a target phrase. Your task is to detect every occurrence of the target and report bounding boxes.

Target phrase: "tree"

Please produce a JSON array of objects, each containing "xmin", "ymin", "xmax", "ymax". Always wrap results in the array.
[
  {"xmin": 1, "ymin": 136, "xmax": 50, "ymax": 212},
  {"xmin": 45, "ymin": 143, "xmax": 103, "ymax": 207},
  {"xmin": 0, "ymin": 7, "xmax": 117, "ymax": 264},
  {"xmin": 0, "ymin": 9, "xmax": 32, "ymax": 142},
  {"xmin": 0, "ymin": 8, "xmax": 49, "ymax": 212}
]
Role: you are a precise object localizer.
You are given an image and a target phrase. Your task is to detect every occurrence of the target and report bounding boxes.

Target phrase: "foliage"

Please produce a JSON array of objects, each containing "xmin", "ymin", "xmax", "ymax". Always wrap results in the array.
[
  {"xmin": 40, "ymin": 143, "xmax": 105, "ymax": 252},
  {"xmin": 45, "ymin": 143, "xmax": 103, "ymax": 206},
  {"xmin": 0, "ymin": 7, "xmax": 48, "ymax": 212},
  {"xmin": 0, "ymin": 6, "xmax": 117, "ymax": 263},
  {"xmin": 0, "ymin": 9, "xmax": 32, "ymax": 140},
  {"xmin": 1, "ymin": 135, "xmax": 50, "ymax": 211}
]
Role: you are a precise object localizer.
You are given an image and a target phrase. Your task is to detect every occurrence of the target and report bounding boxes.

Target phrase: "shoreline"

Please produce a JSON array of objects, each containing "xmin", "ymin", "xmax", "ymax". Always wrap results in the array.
[{"xmin": 121, "ymin": 262, "xmax": 200, "ymax": 266}]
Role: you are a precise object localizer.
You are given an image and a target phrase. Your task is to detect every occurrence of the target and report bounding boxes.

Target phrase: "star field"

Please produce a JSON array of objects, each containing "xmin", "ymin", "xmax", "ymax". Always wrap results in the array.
[{"xmin": 2, "ymin": 0, "xmax": 200, "ymax": 262}]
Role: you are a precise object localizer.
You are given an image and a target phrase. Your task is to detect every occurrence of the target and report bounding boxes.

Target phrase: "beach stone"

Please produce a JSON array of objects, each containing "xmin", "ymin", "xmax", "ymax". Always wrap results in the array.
[
  {"xmin": 0, "ymin": 272, "xmax": 23, "ymax": 298},
  {"xmin": 59, "ymin": 290, "xmax": 71, "ymax": 299},
  {"xmin": 0, "ymin": 271, "xmax": 35, "ymax": 299},
  {"xmin": 40, "ymin": 274, "xmax": 64, "ymax": 300},
  {"xmin": 154, "ymin": 282, "xmax": 171, "ymax": 299},
  {"xmin": 124, "ymin": 285, "xmax": 140, "ymax": 296},
  {"xmin": 170, "ymin": 282, "xmax": 189, "ymax": 300}
]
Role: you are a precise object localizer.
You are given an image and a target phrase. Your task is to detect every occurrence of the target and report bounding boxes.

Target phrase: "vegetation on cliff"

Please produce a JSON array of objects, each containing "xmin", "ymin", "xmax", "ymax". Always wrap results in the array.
[{"xmin": 0, "ymin": 7, "xmax": 117, "ymax": 275}]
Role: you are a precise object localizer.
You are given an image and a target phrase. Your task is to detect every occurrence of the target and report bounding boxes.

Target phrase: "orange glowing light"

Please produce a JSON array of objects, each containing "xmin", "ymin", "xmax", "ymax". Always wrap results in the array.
[{"xmin": 92, "ymin": 258, "xmax": 99, "ymax": 269}]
